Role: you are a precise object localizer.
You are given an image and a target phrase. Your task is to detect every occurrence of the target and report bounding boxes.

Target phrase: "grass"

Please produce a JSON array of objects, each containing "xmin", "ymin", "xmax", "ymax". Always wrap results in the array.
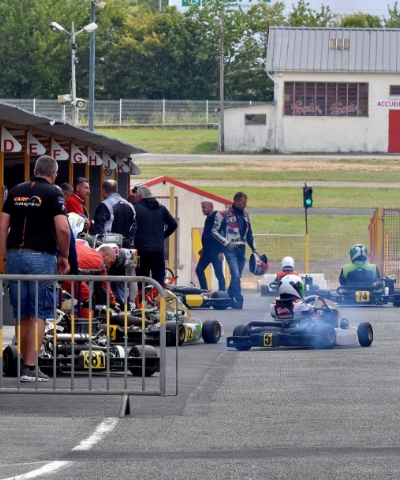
[
  {"xmin": 96, "ymin": 128, "xmax": 393, "ymax": 237},
  {"xmin": 97, "ymin": 128, "xmax": 218, "ymax": 154},
  {"xmin": 133, "ymin": 161, "xmax": 400, "ymax": 183}
]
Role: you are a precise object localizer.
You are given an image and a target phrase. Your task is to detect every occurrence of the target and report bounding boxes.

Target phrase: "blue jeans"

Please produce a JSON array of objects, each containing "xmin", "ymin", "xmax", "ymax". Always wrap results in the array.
[
  {"xmin": 7, "ymin": 251, "xmax": 58, "ymax": 319},
  {"xmin": 195, "ymin": 250, "xmax": 225, "ymax": 291},
  {"xmin": 224, "ymin": 245, "xmax": 246, "ymax": 301}
]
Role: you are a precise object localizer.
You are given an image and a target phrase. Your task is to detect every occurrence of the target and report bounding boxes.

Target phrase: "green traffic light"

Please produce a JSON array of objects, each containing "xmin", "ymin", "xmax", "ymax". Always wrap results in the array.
[{"xmin": 305, "ymin": 198, "xmax": 312, "ymax": 206}]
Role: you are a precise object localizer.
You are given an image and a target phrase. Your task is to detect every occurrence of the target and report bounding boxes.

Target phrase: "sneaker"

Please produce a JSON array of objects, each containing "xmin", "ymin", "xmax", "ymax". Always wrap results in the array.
[{"xmin": 20, "ymin": 366, "xmax": 49, "ymax": 382}]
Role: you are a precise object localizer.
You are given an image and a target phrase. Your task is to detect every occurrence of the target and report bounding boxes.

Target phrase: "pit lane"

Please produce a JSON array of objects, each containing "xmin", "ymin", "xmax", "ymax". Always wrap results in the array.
[{"xmin": 0, "ymin": 291, "xmax": 399, "ymax": 480}]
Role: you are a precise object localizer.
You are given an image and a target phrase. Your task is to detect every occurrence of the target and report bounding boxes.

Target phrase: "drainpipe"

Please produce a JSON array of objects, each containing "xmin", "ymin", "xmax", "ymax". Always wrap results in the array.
[{"xmin": 267, "ymin": 71, "xmax": 279, "ymax": 152}]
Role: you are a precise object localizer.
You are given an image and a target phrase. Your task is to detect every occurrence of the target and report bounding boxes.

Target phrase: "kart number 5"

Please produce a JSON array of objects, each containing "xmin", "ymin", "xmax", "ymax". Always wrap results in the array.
[
  {"xmin": 82, "ymin": 351, "xmax": 106, "ymax": 369},
  {"xmin": 355, "ymin": 291, "xmax": 370, "ymax": 302},
  {"xmin": 263, "ymin": 333, "xmax": 273, "ymax": 347}
]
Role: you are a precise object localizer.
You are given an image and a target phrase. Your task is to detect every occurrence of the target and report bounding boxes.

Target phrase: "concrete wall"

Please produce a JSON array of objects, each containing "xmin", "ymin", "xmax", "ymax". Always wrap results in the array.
[
  {"xmin": 276, "ymin": 72, "xmax": 394, "ymax": 153},
  {"xmin": 224, "ymin": 72, "xmax": 398, "ymax": 153},
  {"xmin": 224, "ymin": 104, "xmax": 276, "ymax": 152}
]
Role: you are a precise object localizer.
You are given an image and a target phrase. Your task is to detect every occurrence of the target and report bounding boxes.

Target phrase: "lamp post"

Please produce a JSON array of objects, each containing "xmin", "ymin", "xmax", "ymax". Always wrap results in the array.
[
  {"xmin": 86, "ymin": 0, "xmax": 106, "ymax": 132},
  {"xmin": 213, "ymin": 16, "xmax": 224, "ymax": 152},
  {"xmin": 49, "ymin": 20, "xmax": 97, "ymax": 125}
]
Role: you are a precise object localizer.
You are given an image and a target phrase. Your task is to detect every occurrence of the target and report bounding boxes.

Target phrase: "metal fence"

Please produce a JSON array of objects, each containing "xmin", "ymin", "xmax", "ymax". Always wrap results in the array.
[
  {"xmin": 241, "ymin": 234, "xmax": 371, "ymax": 289},
  {"xmin": 0, "ymin": 99, "xmax": 262, "ymax": 127},
  {"xmin": 0, "ymin": 274, "xmax": 171, "ymax": 418}
]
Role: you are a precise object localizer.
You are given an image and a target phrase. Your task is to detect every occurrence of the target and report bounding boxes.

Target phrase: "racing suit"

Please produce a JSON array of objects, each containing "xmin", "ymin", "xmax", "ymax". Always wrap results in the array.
[
  {"xmin": 339, "ymin": 261, "xmax": 381, "ymax": 286},
  {"xmin": 212, "ymin": 205, "xmax": 256, "ymax": 308},
  {"xmin": 270, "ymin": 295, "xmax": 314, "ymax": 321}
]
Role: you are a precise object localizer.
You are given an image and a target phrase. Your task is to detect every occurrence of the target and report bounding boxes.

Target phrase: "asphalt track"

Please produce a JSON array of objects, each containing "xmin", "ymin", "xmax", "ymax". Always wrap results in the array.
[{"xmin": 0, "ymin": 290, "xmax": 399, "ymax": 480}]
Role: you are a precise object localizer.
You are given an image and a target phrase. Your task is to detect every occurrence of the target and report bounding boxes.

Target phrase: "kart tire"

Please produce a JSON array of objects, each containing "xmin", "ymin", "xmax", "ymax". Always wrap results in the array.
[
  {"xmin": 202, "ymin": 320, "xmax": 221, "ymax": 344},
  {"xmin": 3, "ymin": 345, "xmax": 18, "ymax": 377},
  {"xmin": 166, "ymin": 321, "xmax": 185, "ymax": 347},
  {"xmin": 211, "ymin": 291, "xmax": 231, "ymax": 310},
  {"xmin": 232, "ymin": 324, "xmax": 252, "ymax": 351},
  {"xmin": 313, "ymin": 324, "xmax": 336, "ymax": 350},
  {"xmin": 393, "ymin": 294, "xmax": 400, "ymax": 307},
  {"xmin": 129, "ymin": 345, "xmax": 157, "ymax": 377},
  {"xmin": 260, "ymin": 285, "xmax": 270, "ymax": 297},
  {"xmin": 357, "ymin": 322, "xmax": 373, "ymax": 347}
]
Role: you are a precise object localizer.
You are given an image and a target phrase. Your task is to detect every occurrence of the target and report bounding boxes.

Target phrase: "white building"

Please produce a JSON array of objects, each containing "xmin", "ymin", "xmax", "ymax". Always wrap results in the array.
[
  {"xmin": 139, "ymin": 176, "xmax": 231, "ymax": 288},
  {"xmin": 224, "ymin": 27, "xmax": 400, "ymax": 153}
]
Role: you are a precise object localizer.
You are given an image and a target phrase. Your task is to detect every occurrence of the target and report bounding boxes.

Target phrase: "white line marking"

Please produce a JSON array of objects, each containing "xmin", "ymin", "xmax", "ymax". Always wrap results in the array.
[{"xmin": 1, "ymin": 417, "xmax": 118, "ymax": 480}]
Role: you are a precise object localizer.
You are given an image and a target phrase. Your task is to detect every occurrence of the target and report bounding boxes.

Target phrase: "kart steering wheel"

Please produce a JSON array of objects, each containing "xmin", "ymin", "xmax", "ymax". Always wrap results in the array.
[{"xmin": 304, "ymin": 295, "xmax": 329, "ymax": 308}]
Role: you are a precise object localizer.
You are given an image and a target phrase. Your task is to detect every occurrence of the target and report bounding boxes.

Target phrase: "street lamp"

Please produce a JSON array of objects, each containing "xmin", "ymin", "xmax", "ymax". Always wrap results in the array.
[
  {"xmin": 49, "ymin": 20, "xmax": 98, "ymax": 125},
  {"xmin": 85, "ymin": 0, "xmax": 106, "ymax": 132},
  {"xmin": 213, "ymin": 16, "xmax": 224, "ymax": 152}
]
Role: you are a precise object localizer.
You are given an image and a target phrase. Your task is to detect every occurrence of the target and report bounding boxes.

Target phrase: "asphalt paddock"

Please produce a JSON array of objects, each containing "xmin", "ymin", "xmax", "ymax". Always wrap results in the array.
[{"xmin": 0, "ymin": 290, "xmax": 399, "ymax": 479}]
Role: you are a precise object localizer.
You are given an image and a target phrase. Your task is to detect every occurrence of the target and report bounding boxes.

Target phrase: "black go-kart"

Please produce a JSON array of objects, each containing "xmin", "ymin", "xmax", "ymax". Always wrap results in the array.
[
  {"xmin": 318, "ymin": 276, "xmax": 398, "ymax": 307},
  {"xmin": 227, "ymin": 295, "xmax": 373, "ymax": 351},
  {"xmin": 165, "ymin": 284, "xmax": 232, "ymax": 310},
  {"xmin": 3, "ymin": 313, "xmax": 160, "ymax": 378}
]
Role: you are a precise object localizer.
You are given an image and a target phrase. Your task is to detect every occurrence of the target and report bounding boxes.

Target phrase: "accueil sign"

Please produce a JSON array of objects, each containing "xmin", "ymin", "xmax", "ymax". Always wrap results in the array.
[{"xmin": 376, "ymin": 99, "xmax": 400, "ymax": 109}]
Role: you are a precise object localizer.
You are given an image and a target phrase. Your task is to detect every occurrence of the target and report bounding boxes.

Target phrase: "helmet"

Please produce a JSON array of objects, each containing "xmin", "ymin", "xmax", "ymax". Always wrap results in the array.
[
  {"xmin": 68, "ymin": 212, "xmax": 86, "ymax": 240},
  {"xmin": 278, "ymin": 274, "xmax": 304, "ymax": 299},
  {"xmin": 350, "ymin": 244, "xmax": 368, "ymax": 263},
  {"xmin": 249, "ymin": 253, "xmax": 268, "ymax": 275},
  {"xmin": 281, "ymin": 256, "xmax": 295, "ymax": 272}
]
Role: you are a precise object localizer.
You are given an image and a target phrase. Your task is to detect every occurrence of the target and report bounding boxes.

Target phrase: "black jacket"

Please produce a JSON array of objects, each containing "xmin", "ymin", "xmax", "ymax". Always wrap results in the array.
[
  {"xmin": 202, "ymin": 211, "xmax": 224, "ymax": 254},
  {"xmin": 134, "ymin": 197, "xmax": 178, "ymax": 252}
]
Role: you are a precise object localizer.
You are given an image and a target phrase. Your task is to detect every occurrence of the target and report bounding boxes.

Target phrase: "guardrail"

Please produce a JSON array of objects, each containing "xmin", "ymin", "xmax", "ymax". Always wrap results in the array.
[{"xmin": 0, "ymin": 274, "xmax": 174, "ymax": 418}]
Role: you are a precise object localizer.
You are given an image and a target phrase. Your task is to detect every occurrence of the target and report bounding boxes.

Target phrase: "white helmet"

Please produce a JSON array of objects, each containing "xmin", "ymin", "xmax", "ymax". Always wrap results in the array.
[
  {"xmin": 68, "ymin": 212, "xmax": 86, "ymax": 240},
  {"xmin": 281, "ymin": 256, "xmax": 295, "ymax": 272},
  {"xmin": 350, "ymin": 244, "xmax": 368, "ymax": 263},
  {"xmin": 278, "ymin": 274, "xmax": 304, "ymax": 299}
]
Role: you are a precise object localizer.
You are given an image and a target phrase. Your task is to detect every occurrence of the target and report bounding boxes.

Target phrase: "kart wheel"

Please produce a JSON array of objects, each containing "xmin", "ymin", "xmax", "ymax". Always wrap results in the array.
[
  {"xmin": 260, "ymin": 285, "xmax": 270, "ymax": 297},
  {"xmin": 166, "ymin": 321, "xmax": 185, "ymax": 346},
  {"xmin": 393, "ymin": 294, "xmax": 400, "ymax": 307},
  {"xmin": 232, "ymin": 324, "xmax": 252, "ymax": 351},
  {"xmin": 357, "ymin": 322, "xmax": 373, "ymax": 347},
  {"xmin": 211, "ymin": 291, "xmax": 231, "ymax": 310},
  {"xmin": 3, "ymin": 345, "xmax": 18, "ymax": 377},
  {"xmin": 129, "ymin": 345, "xmax": 157, "ymax": 377},
  {"xmin": 202, "ymin": 320, "xmax": 221, "ymax": 344},
  {"xmin": 313, "ymin": 324, "xmax": 336, "ymax": 350}
]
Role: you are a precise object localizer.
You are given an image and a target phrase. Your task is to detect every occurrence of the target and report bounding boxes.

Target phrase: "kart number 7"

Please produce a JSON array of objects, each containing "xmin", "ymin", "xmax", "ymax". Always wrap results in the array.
[
  {"xmin": 355, "ymin": 291, "xmax": 370, "ymax": 303},
  {"xmin": 82, "ymin": 351, "xmax": 106, "ymax": 369},
  {"xmin": 263, "ymin": 333, "xmax": 273, "ymax": 347}
]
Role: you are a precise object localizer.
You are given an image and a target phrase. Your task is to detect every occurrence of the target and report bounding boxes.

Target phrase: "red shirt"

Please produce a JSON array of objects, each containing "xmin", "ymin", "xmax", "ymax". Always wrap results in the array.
[{"xmin": 66, "ymin": 193, "xmax": 91, "ymax": 228}]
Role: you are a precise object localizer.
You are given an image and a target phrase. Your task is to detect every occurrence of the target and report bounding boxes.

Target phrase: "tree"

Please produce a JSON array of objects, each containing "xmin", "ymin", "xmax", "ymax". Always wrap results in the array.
[
  {"xmin": 385, "ymin": 2, "xmax": 400, "ymax": 27},
  {"xmin": 286, "ymin": 0, "xmax": 337, "ymax": 27},
  {"xmin": 338, "ymin": 12, "xmax": 383, "ymax": 28}
]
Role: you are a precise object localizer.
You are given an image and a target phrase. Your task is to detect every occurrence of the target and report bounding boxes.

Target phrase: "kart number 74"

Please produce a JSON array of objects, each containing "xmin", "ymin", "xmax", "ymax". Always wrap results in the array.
[
  {"xmin": 355, "ymin": 291, "xmax": 370, "ymax": 303},
  {"xmin": 263, "ymin": 333, "xmax": 273, "ymax": 347}
]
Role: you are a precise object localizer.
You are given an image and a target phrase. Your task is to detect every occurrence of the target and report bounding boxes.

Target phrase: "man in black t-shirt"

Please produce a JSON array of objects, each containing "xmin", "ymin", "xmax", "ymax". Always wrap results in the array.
[{"xmin": 0, "ymin": 155, "xmax": 70, "ymax": 382}]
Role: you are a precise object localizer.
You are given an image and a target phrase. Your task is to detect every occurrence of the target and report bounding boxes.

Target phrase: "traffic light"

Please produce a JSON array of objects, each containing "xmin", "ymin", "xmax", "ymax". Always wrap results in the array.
[{"xmin": 303, "ymin": 184, "xmax": 313, "ymax": 209}]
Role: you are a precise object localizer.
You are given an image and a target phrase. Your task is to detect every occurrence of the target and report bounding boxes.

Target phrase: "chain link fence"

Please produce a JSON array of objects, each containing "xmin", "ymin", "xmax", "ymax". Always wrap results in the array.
[
  {"xmin": 241, "ymin": 234, "xmax": 371, "ymax": 290},
  {"xmin": 0, "ymin": 99, "xmax": 262, "ymax": 127}
]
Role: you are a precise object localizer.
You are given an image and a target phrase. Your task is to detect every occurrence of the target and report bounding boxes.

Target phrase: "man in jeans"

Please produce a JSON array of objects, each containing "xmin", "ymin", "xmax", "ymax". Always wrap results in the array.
[
  {"xmin": 212, "ymin": 192, "xmax": 259, "ymax": 309},
  {"xmin": 0, "ymin": 155, "xmax": 70, "ymax": 382},
  {"xmin": 195, "ymin": 201, "xmax": 225, "ymax": 292}
]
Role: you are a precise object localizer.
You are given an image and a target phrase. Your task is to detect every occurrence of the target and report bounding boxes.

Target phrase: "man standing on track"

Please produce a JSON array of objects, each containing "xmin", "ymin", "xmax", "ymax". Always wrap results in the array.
[{"xmin": 212, "ymin": 191, "xmax": 259, "ymax": 309}]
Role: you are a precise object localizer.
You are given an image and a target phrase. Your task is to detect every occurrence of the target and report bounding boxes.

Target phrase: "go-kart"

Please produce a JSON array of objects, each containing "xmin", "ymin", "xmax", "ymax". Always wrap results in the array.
[
  {"xmin": 3, "ymin": 312, "xmax": 160, "ymax": 377},
  {"xmin": 162, "ymin": 267, "xmax": 232, "ymax": 310},
  {"xmin": 97, "ymin": 285, "xmax": 224, "ymax": 347},
  {"xmin": 165, "ymin": 285, "xmax": 232, "ymax": 310},
  {"xmin": 227, "ymin": 295, "xmax": 373, "ymax": 351},
  {"xmin": 320, "ymin": 276, "xmax": 397, "ymax": 306}
]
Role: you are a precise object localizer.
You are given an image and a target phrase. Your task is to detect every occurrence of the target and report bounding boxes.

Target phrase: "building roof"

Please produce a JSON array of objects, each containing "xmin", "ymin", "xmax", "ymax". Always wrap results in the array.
[
  {"xmin": 137, "ymin": 176, "xmax": 232, "ymax": 206},
  {"xmin": 0, "ymin": 101, "xmax": 146, "ymax": 160},
  {"xmin": 266, "ymin": 27, "xmax": 400, "ymax": 73}
]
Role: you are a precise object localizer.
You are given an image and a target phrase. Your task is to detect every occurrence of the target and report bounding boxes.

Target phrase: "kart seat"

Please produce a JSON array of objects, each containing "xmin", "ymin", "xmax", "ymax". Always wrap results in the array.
[{"xmin": 109, "ymin": 314, "xmax": 149, "ymax": 328}]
